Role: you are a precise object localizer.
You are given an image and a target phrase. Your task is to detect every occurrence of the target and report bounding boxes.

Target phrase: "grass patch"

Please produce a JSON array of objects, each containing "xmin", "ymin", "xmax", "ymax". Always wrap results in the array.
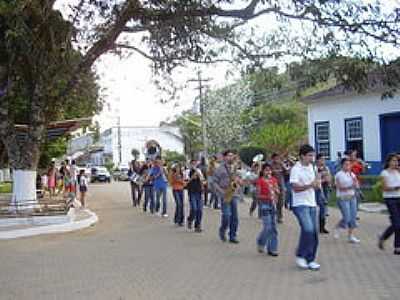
[
  {"xmin": 0, "ymin": 182, "xmax": 12, "ymax": 193},
  {"xmin": 327, "ymin": 188, "xmax": 383, "ymax": 207}
]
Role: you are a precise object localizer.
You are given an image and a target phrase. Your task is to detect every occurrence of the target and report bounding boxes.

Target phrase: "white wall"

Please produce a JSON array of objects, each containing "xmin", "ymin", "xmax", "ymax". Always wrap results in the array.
[
  {"xmin": 104, "ymin": 127, "xmax": 184, "ymax": 166},
  {"xmin": 308, "ymin": 92, "xmax": 400, "ymax": 162}
]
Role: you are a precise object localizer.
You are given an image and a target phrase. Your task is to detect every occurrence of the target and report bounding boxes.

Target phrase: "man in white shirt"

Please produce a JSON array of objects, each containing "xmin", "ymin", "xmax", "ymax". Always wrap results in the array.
[{"xmin": 290, "ymin": 144, "xmax": 321, "ymax": 271}]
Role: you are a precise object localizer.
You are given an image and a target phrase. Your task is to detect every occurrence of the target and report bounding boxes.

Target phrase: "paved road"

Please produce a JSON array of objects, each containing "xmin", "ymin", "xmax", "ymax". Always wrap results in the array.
[{"xmin": 0, "ymin": 182, "xmax": 399, "ymax": 300}]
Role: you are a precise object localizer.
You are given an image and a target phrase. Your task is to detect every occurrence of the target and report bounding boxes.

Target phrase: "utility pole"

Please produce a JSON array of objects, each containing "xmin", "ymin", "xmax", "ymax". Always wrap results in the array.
[
  {"xmin": 188, "ymin": 70, "xmax": 211, "ymax": 161},
  {"xmin": 117, "ymin": 115, "xmax": 122, "ymax": 165}
]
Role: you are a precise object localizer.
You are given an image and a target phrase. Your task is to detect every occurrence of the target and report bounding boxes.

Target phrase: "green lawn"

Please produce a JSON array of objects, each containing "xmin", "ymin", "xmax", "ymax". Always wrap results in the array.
[{"xmin": 0, "ymin": 182, "xmax": 12, "ymax": 193}]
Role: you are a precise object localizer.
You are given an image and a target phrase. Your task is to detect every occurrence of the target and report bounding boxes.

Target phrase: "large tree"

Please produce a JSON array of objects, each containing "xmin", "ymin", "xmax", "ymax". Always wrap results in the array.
[{"xmin": 0, "ymin": 0, "xmax": 399, "ymax": 203}]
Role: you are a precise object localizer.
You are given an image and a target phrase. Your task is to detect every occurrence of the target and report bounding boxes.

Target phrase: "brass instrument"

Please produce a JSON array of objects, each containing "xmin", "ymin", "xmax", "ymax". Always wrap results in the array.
[{"xmin": 223, "ymin": 162, "xmax": 240, "ymax": 203}]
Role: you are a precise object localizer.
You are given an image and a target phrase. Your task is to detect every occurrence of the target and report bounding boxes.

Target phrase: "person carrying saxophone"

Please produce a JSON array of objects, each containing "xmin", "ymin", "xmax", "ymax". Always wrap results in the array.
[{"xmin": 213, "ymin": 150, "xmax": 242, "ymax": 244}]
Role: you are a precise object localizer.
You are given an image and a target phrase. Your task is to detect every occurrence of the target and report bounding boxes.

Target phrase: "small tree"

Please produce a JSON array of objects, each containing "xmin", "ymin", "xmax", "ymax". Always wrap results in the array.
[
  {"xmin": 163, "ymin": 150, "xmax": 186, "ymax": 165},
  {"xmin": 251, "ymin": 122, "xmax": 307, "ymax": 156},
  {"xmin": 131, "ymin": 148, "xmax": 140, "ymax": 160}
]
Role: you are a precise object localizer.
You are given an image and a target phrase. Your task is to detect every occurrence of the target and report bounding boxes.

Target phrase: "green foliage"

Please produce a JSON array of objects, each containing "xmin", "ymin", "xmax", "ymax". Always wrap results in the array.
[
  {"xmin": 104, "ymin": 160, "xmax": 115, "ymax": 173},
  {"xmin": 250, "ymin": 122, "xmax": 307, "ymax": 156},
  {"xmin": 174, "ymin": 111, "xmax": 203, "ymax": 156},
  {"xmin": 163, "ymin": 150, "xmax": 186, "ymax": 165},
  {"xmin": 238, "ymin": 146, "xmax": 267, "ymax": 167},
  {"xmin": 0, "ymin": 182, "xmax": 12, "ymax": 193},
  {"xmin": 38, "ymin": 137, "xmax": 68, "ymax": 169},
  {"xmin": 371, "ymin": 179, "xmax": 384, "ymax": 203}
]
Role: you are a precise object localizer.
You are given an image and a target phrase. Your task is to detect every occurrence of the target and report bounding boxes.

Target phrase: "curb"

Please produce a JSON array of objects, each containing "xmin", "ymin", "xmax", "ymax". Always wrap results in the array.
[{"xmin": 0, "ymin": 209, "xmax": 98, "ymax": 240}]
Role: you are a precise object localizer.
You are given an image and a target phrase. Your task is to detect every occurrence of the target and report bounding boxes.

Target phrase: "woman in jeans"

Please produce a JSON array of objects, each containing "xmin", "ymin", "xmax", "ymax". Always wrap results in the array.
[
  {"xmin": 256, "ymin": 163, "xmax": 280, "ymax": 256},
  {"xmin": 334, "ymin": 158, "xmax": 360, "ymax": 243},
  {"xmin": 378, "ymin": 153, "xmax": 400, "ymax": 254},
  {"xmin": 170, "ymin": 164, "xmax": 186, "ymax": 226}
]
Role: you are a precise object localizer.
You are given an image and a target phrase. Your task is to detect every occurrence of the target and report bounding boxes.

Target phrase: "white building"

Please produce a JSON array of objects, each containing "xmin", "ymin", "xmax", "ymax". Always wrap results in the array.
[
  {"xmin": 303, "ymin": 82, "xmax": 400, "ymax": 175},
  {"xmin": 100, "ymin": 126, "xmax": 184, "ymax": 166}
]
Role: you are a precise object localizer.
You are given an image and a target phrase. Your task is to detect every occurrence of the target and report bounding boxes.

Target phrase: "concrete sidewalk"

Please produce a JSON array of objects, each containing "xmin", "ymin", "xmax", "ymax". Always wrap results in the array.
[{"xmin": 0, "ymin": 182, "xmax": 398, "ymax": 300}]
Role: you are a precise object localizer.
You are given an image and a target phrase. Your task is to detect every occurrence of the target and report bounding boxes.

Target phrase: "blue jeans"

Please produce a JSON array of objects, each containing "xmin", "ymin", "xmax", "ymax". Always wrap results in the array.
[
  {"xmin": 292, "ymin": 206, "xmax": 319, "ymax": 263},
  {"xmin": 381, "ymin": 198, "xmax": 400, "ymax": 248},
  {"xmin": 143, "ymin": 186, "xmax": 155, "ymax": 213},
  {"xmin": 257, "ymin": 202, "xmax": 278, "ymax": 253},
  {"xmin": 219, "ymin": 196, "xmax": 239, "ymax": 241},
  {"xmin": 188, "ymin": 192, "xmax": 203, "ymax": 228},
  {"xmin": 316, "ymin": 189, "xmax": 326, "ymax": 223},
  {"xmin": 173, "ymin": 190, "xmax": 184, "ymax": 225},
  {"xmin": 155, "ymin": 187, "xmax": 167, "ymax": 215},
  {"xmin": 285, "ymin": 181, "xmax": 293, "ymax": 210},
  {"xmin": 336, "ymin": 197, "xmax": 357, "ymax": 229}
]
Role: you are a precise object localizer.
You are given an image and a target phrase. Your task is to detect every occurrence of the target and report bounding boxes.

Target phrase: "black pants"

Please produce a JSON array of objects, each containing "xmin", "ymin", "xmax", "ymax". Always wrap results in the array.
[
  {"xmin": 130, "ymin": 182, "xmax": 142, "ymax": 206},
  {"xmin": 381, "ymin": 198, "xmax": 400, "ymax": 249}
]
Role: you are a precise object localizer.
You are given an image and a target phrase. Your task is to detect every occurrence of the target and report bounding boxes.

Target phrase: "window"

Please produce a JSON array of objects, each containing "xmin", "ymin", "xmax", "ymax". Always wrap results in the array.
[
  {"xmin": 315, "ymin": 122, "xmax": 330, "ymax": 159},
  {"xmin": 345, "ymin": 117, "xmax": 364, "ymax": 159}
]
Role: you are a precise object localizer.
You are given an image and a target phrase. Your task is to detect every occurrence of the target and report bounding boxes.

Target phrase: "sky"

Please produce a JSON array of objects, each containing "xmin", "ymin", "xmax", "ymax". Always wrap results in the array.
[{"xmin": 55, "ymin": 0, "xmax": 400, "ymax": 132}]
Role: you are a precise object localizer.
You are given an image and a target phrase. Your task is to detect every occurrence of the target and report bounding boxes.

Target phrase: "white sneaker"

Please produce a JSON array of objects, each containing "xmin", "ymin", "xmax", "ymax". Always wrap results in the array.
[
  {"xmin": 162, "ymin": 214, "xmax": 168, "ymax": 218},
  {"xmin": 334, "ymin": 228, "xmax": 341, "ymax": 239},
  {"xmin": 296, "ymin": 257, "xmax": 309, "ymax": 269},
  {"xmin": 308, "ymin": 261, "xmax": 321, "ymax": 271},
  {"xmin": 348, "ymin": 235, "xmax": 360, "ymax": 243}
]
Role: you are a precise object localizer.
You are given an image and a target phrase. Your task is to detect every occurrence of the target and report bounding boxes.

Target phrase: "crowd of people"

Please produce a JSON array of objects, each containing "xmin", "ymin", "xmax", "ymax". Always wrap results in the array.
[
  {"xmin": 125, "ymin": 145, "xmax": 400, "ymax": 271},
  {"xmin": 40, "ymin": 159, "xmax": 89, "ymax": 208}
]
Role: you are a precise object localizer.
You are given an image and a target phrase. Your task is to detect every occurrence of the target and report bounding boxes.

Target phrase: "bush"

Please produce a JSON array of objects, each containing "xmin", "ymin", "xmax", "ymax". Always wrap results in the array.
[
  {"xmin": 163, "ymin": 150, "xmax": 186, "ymax": 165},
  {"xmin": 0, "ymin": 183, "xmax": 12, "ymax": 193},
  {"xmin": 239, "ymin": 146, "xmax": 267, "ymax": 166}
]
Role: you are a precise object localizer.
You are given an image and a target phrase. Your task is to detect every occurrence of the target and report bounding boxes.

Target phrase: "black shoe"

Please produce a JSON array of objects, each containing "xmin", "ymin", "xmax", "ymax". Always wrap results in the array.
[
  {"xmin": 268, "ymin": 251, "xmax": 279, "ymax": 257},
  {"xmin": 320, "ymin": 228, "xmax": 329, "ymax": 234},
  {"xmin": 378, "ymin": 236, "xmax": 385, "ymax": 250},
  {"xmin": 229, "ymin": 239, "xmax": 240, "ymax": 244},
  {"xmin": 194, "ymin": 227, "xmax": 202, "ymax": 233},
  {"xmin": 219, "ymin": 233, "xmax": 226, "ymax": 242}
]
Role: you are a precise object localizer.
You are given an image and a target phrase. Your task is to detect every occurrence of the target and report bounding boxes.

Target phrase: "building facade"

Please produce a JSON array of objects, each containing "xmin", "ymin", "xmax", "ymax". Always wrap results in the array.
[
  {"xmin": 304, "ymin": 87, "xmax": 400, "ymax": 174},
  {"xmin": 100, "ymin": 126, "xmax": 184, "ymax": 166}
]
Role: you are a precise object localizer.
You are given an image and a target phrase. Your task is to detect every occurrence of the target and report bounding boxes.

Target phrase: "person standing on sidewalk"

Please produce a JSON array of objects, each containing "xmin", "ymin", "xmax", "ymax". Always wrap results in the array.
[
  {"xmin": 186, "ymin": 160, "xmax": 204, "ymax": 232},
  {"xmin": 378, "ymin": 153, "xmax": 400, "ymax": 255},
  {"xmin": 333, "ymin": 158, "xmax": 361, "ymax": 244},
  {"xmin": 170, "ymin": 164, "xmax": 186, "ymax": 227},
  {"xmin": 150, "ymin": 157, "xmax": 168, "ymax": 217},
  {"xmin": 214, "ymin": 150, "xmax": 241, "ymax": 244},
  {"xmin": 290, "ymin": 145, "xmax": 321, "ymax": 271},
  {"xmin": 256, "ymin": 163, "xmax": 280, "ymax": 256},
  {"xmin": 128, "ymin": 160, "xmax": 142, "ymax": 207}
]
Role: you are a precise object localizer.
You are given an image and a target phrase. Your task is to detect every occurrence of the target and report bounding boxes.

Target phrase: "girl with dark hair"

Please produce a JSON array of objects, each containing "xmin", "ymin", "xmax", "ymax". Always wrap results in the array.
[
  {"xmin": 170, "ymin": 164, "xmax": 186, "ymax": 226},
  {"xmin": 256, "ymin": 163, "xmax": 280, "ymax": 256},
  {"xmin": 334, "ymin": 158, "xmax": 360, "ymax": 243},
  {"xmin": 378, "ymin": 153, "xmax": 400, "ymax": 255}
]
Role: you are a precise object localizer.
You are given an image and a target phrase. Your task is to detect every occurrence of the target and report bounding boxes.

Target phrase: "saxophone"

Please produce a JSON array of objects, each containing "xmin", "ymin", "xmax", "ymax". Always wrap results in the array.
[{"xmin": 224, "ymin": 162, "xmax": 238, "ymax": 203}]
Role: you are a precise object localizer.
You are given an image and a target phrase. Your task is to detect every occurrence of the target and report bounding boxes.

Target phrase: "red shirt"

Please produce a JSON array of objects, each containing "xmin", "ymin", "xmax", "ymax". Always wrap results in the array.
[
  {"xmin": 351, "ymin": 161, "xmax": 364, "ymax": 183},
  {"xmin": 256, "ymin": 176, "xmax": 278, "ymax": 203}
]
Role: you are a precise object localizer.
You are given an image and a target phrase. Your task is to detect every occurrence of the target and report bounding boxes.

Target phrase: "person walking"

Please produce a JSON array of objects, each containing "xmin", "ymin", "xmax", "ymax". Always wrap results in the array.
[
  {"xmin": 316, "ymin": 154, "xmax": 331, "ymax": 234},
  {"xmin": 47, "ymin": 161, "xmax": 57, "ymax": 197},
  {"xmin": 378, "ymin": 153, "xmax": 400, "ymax": 255},
  {"xmin": 333, "ymin": 157, "xmax": 360, "ymax": 243},
  {"xmin": 150, "ymin": 157, "xmax": 168, "ymax": 217},
  {"xmin": 207, "ymin": 156, "xmax": 219, "ymax": 209},
  {"xmin": 249, "ymin": 162, "xmax": 261, "ymax": 217},
  {"xmin": 170, "ymin": 164, "xmax": 186, "ymax": 227},
  {"xmin": 290, "ymin": 145, "xmax": 321, "ymax": 271},
  {"xmin": 186, "ymin": 160, "xmax": 204, "ymax": 232},
  {"xmin": 214, "ymin": 150, "xmax": 241, "ymax": 244},
  {"xmin": 271, "ymin": 153, "xmax": 287, "ymax": 223},
  {"xmin": 128, "ymin": 160, "xmax": 142, "ymax": 207},
  {"xmin": 78, "ymin": 169, "xmax": 88, "ymax": 207},
  {"xmin": 256, "ymin": 163, "xmax": 280, "ymax": 256},
  {"xmin": 142, "ymin": 161, "xmax": 155, "ymax": 214}
]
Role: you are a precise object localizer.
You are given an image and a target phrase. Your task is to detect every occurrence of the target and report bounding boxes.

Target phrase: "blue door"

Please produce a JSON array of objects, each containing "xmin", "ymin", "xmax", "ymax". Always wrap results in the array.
[{"xmin": 380, "ymin": 112, "xmax": 400, "ymax": 161}]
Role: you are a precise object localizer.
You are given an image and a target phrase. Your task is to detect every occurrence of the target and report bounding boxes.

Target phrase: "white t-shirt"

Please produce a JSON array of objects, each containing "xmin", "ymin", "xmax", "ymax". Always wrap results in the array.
[
  {"xmin": 381, "ymin": 169, "xmax": 400, "ymax": 198},
  {"xmin": 335, "ymin": 171, "xmax": 356, "ymax": 198},
  {"xmin": 290, "ymin": 162, "xmax": 316, "ymax": 207}
]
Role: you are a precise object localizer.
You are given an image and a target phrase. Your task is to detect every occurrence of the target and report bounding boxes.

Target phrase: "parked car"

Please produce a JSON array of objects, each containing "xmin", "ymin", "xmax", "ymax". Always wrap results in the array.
[
  {"xmin": 113, "ymin": 166, "xmax": 129, "ymax": 181},
  {"xmin": 91, "ymin": 167, "xmax": 111, "ymax": 183}
]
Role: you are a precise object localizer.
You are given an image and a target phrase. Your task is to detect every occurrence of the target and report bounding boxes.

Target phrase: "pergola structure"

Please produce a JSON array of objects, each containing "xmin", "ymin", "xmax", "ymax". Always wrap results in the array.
[{"xmin": 15, "ymin": 118, "xmax": 91, "ymax": 141}]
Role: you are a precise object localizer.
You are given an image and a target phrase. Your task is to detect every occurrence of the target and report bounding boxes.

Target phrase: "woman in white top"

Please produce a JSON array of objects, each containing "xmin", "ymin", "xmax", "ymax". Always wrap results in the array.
[
  {"xmin": 334, "ymin": 158, "xmax": 360, "ymax": 243},
  {"xmin": 378, "ymin": 153, "xmax": 400, "ymax": 255}
]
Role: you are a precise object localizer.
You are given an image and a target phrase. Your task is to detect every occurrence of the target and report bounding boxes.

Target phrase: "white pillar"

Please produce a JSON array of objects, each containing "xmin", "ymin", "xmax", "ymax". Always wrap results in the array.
[{"xmin": 11, "ymin": 170, "xmax": 37, "ymax": 210}]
